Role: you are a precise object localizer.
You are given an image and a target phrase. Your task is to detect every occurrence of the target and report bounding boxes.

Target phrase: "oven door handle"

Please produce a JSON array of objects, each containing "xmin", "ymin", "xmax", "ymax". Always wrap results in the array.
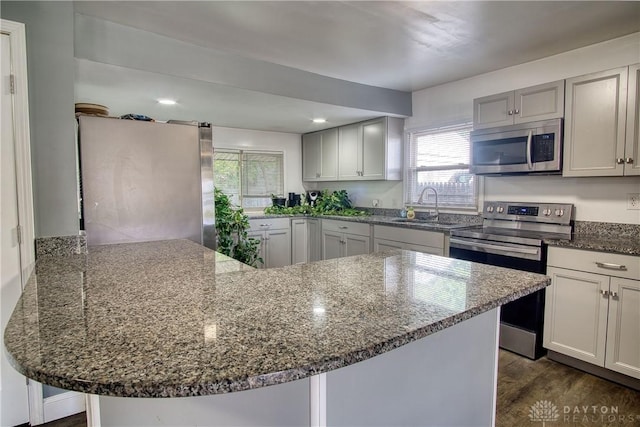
[
  {"xmin": 526, "ymin": 130, "xmax": 533, "ymax": 170},
  {"xmin": 450, "ymin": 238, "xmax": 541, "ymax": 260}
]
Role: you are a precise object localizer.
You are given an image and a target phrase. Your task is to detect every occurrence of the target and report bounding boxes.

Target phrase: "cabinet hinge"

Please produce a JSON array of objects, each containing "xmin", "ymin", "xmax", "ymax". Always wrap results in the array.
[
  {"xmin": 16, "ymin": 224, "xmax": 22, "ymax": 245},
  {"xmin": 9, "ymin": 74, "xmax": 15, "ymax": 94}
]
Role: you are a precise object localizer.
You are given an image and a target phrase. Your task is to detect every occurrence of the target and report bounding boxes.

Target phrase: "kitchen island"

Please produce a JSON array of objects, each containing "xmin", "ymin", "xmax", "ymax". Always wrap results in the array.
[{"xmin": 4, "ymin": 239, "xmax": 550, "ymax": 426}]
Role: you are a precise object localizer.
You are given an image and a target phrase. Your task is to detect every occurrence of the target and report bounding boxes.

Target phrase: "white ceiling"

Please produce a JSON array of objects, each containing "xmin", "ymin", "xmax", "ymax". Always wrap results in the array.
[{"xmin": 73, "ymin": 1, "xmax": 640, "ymax": 133}]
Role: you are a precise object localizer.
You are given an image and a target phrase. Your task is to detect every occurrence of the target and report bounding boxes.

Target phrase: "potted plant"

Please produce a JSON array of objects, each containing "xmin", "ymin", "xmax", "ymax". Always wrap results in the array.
[{"xmin": 214, "ymin": 188, "xmax": 262, "ymax": 267}]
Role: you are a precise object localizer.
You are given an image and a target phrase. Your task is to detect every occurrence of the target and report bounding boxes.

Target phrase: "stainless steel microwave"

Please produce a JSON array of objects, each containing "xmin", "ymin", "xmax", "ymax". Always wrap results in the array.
[{"xmin": 470, "ymin": 118, "xmax": 563, "ymax": 175}]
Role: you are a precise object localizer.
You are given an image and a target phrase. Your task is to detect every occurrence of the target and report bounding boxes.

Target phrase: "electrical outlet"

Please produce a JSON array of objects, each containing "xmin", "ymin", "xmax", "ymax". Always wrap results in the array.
[
  {"xmin": 628, "ymin": 193, "xmax": 640, "ymax": 210},
  {"xmin": 372, "ymin": 199, "xmax": 379, "ymax": 208}
]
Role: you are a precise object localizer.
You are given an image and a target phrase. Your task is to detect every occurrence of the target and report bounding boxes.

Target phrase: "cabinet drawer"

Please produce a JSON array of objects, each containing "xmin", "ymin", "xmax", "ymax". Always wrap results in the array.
[
  {"xmin": 374, "ymin": 225, "xmax": 444, "ymax": 249},
  {"xmin": 249, "ymin": 217, "xmax": 291, "ymax": 231},
  {"xmin": 548, "ymin": 247, "xmax": 640, "ymax": 280},
  {"xmin": 322, "ymin": 219, "xmax": 370, "ymax": 236}
]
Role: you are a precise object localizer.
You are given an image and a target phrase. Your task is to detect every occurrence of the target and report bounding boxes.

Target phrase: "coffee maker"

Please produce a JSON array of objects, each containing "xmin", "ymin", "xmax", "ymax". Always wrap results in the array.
[{"xmin": 306, "ymin": 191, "xmax": 320, "ymax": 206}]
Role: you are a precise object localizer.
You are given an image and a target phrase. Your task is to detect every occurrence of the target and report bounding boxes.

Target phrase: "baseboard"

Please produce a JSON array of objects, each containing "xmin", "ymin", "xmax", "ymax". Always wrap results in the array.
[
  {"xmin": 547, "ymin": 350, "xmax": 640, "ymax": 391},
  {"xmin": 43, "ymin": 391, "xmax": 86, "ymax": 423}
]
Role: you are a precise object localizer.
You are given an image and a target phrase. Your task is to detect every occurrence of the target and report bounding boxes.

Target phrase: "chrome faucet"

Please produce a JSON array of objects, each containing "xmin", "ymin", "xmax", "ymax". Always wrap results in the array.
[{"xmin": 416, "ymin": 186, "xmax": 439, "ymax": 221}]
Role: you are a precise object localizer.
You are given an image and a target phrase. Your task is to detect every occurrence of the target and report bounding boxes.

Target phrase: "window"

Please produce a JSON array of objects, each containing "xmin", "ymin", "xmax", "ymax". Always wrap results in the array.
[
  {"xmin": 214, "ymin": 149, "xmax": 284, "ymax": 209},
  {"xmin": 405, "ymin": 123, "xmax": 477, "ymax": 210}
]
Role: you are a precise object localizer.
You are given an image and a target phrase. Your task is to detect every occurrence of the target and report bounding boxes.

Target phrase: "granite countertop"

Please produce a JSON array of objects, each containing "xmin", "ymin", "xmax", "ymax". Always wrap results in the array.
[
  {"xmin": 250, "ymin": 213, "xmax": 479, "ymax": 233},
  {"xmin": 544, "ymin": 221, "xmax": 640, "ymax": 256},
  {"xmin": 545, "ymin": 235, "xmax": 640, "ymax": 256},
  {"xmin": 4, "ymin": 239, "xmax": 549, "ymax": 398}
]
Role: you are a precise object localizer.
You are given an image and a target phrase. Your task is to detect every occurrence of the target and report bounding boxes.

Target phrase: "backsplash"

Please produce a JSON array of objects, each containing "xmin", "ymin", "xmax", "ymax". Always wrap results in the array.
[{"xmin": 573, "ymin": 221, "xmax": 640, "ymax": 238}]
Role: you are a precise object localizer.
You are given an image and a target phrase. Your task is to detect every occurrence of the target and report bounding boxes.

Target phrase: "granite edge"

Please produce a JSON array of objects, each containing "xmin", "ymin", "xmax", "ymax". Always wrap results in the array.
[
  {"xmin": 35, "ymin": 234, "xmax": 88, "ymax": 258},
  {"xmin": 8, "ymin": 274, "xmax": 549, "ymax": 398}
]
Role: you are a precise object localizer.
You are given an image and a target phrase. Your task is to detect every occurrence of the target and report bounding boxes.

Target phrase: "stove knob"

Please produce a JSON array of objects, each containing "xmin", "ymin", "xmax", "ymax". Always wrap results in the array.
[
  {"xmin": 486, "ymin": 205, "xmax": 494, "ymax": 213},
  {"xmin": 496, "ymin": 206, "xmax": 504, "ymax": 213},
  {"xmin": 555, "ymin": 209, "xmax": 564, "ymax": 217}
]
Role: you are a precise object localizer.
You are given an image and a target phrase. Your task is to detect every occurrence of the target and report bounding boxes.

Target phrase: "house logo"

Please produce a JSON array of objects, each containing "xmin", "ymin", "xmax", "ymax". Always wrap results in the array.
[{"xmin": 529, "ymin": 400, "xmax": 560, "ymax": 425}]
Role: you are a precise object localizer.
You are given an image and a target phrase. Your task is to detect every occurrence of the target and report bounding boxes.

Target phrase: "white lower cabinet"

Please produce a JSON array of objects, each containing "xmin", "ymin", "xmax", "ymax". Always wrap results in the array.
[
  {"xmin": 321, "ymin": 219, "xmax": 371, "ymax": 260},
  {"xmin": 544, "ymin": 247, "xmax": 640, "ymax": 379},
  {"xmin": 248, "ymin": 218, "xmax": 291, "ymax": 268},
  {"xmin": 291, "ymin": 218, "xmax": 321, "ymax": 264},
  {"xmin": 373, "ymin": 225, "xmax": 446, "ymax": 256}
]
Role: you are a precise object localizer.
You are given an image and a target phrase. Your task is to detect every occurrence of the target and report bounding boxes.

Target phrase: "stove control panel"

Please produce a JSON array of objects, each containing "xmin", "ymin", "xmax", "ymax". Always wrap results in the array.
[{"xmin": 483, "ymin": 201, "xmax": 573, "ymax": 225}]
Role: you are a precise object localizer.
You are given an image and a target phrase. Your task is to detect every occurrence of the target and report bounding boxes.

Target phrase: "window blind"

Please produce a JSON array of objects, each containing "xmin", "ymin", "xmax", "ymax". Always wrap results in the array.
[
  {"xmin": 214, "ymin": 149, "xmax": 284, "ymax": 209},
  {"xmin": 405, "ymin": 123, "xmax": 477, "ymax": 209}
]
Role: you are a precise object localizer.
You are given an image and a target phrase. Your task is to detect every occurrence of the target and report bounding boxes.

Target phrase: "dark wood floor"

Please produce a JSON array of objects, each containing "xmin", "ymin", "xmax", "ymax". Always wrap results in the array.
[{"xmin": 42, "ymin": 350, "xmax": 640, "ymax": 427}]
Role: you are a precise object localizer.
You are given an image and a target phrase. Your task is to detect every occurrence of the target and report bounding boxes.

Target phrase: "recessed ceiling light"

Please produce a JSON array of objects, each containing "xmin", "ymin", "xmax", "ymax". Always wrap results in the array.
[
  {"xmin": 312, "ymin": 118, "xmax": 327, "ymax": 124},
  {"xmin": 158, "ymin": 99, "xmax": 177, "ymax": 105}
]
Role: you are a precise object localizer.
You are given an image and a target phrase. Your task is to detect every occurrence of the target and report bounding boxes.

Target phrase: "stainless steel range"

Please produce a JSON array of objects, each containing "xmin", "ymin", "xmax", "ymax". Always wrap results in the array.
[{"xmin": 449, "ymin": 201, "xmax": 574, "ymax": 359}]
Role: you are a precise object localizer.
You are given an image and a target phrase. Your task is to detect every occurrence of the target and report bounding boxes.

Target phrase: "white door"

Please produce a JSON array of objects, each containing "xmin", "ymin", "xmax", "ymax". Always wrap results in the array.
[
  {"xmin": 1, "ymin": 28, "xmax": 29, "ymax": 427},
  {"xmin": 543, "ymin": 267, "xmax": 609, "ymax": 366},
  {"xmin": 338, "ymin": 124, "xmax": 360, "ymax": 180},
  {"xmin": 514, "ymin": 80, "xmax": 565, "ymax": 124},
  {"xmin": 473, "ymin": 91, "xmax": 514, "ymax": 129},
  {"xmin": 605, "ymin": 277, "xmax": 640, "ymax": 379},
  {"xmin": 361, "ymin": 119, "xmax": 385, "ymax": 180},
  {"xmin": 344, "ymin": 234, "xmax": 370, "ymax": 257},
  {"xmin": 290, "ymin": 219, "xmax": 308, "ymax": 265},
  {"xmin": 625, "ymin": 63, "xmax": 640, "ymax": 176},
  {"xmin": 322, "ymin": 230, "xmax": 343, "ymax": 260},
  {"xmin": 563, "ymin": 67, "xmax": 628, "ymax": 176},
  {"xmin": 373, "ymin": 238, "xmax": 404, "ymax": 253},
  {"xmin": 319, "ymin": 128, "xmax": 338, "ymax": 180},
  {"xmin": 302, "ymin": 132, "xmax": 321, "ymax": 181},
  {"xmin": 265, "ymin": 229, "xmax": 291, "ymax": 268}
]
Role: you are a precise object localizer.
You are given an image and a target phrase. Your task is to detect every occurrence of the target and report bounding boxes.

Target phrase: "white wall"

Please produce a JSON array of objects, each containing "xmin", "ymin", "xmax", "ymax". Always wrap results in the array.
[
  {"xmin": 401, "ymin": 32, "xmax": 640, "ymax": 224},
  {"xmin": 212, "ymin": 126, "xmax": 304, "ymax": 209},
  {"xmin": 1, "ymin": 2, "xmax": 79, "ymax": 237}
]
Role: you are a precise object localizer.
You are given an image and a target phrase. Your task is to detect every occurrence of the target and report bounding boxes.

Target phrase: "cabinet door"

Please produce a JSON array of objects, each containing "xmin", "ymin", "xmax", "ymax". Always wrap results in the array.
[
  {"xmin": 605, "ymin": 278, "xmax": 640, "ymax": 379},
  {"xmin": 543, "ymin": 267, "xmax": 609, "ymax": 366},
  {"xmin": 514, "ymin": 80, "xmax": 564, "ymax": 124},
  {"xmin": 473, "ymin": 91, "xmax": 514, "ymax": 130},
  {"xmin": 247, "ymin": 231, "xmax": 266, "ymax": 269},
  {"xmin": 361, "ymin": 119, "xmax": 386, "ymax": 180},
  {"xmin": 373, "ymin": 238, "xmax": 404, "ymax": 253},
  {"xmin": 319, "ymin": 128, "xmax": 338, "ymax": 180},
  {"xmin": 307, "ymin": 219, "xmax": 321, "ymax": 262},
  {"xmin": 302, "ymin": 133, "xmax": 321, "ymax": 181},
  {"xmin": 563, "ymin": 67, "xmax": 628, "ymax": 177},
  {"xmin": 265, "ymin": 228, "xmax": 291, "ymax": 268},
  {"xmin": 291, "ymin": 219, "xmax": 308, "ymax": 265},
  {"xmin": 625, "ymin": 63, "xmax": 640, "ymax": 176},
  {"xmin": 338, "ymin": 123, "xmax": 360, "ymax": 180},
  {"xmin": 344, "ymin": 233, "xmax": 370, "ymax": 257},
  {"xmin": 322, "ymin": 230, "xmax": 343, "ymax": 260}
]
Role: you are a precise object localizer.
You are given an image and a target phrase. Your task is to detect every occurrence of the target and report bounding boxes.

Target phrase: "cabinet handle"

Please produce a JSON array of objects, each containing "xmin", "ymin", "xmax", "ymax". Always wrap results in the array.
[
  {"xmin": 595, "ymin": 261, "xmax": 627, "ymax": 271},
  {"xmin": 611, "ymin": 291, "xmax": 619, "ymax": 299},
  {"xmin": 260, "ymin": 223, "xmax": 271, "ymax": 227},
  {"xmin": 508, "ymin": 110, "xmax": 513, "ymax": 115},
  {"xmin": 338, "ymin": 226, "xmax": 348, "ymax": 230},
  {"xmin": 626, "ymin": 157, "xmax": 634, "ymax": 164},
  {"xmin": 616, "ymin": 158, "xmax": 625, "ymax": 164},
  {"xmin": 600, "ymin": 289, "xmax": 609, "ymax": 297},
  {"xmin": 514, "ymin": 109, "xmax": 520, "ymax": 114}
]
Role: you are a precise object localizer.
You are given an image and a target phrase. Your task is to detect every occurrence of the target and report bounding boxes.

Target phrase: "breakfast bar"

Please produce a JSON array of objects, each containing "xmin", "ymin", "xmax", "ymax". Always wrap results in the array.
[{"xmin": 4, "ymin": 239, "xmax": 550, "ymax": 426}]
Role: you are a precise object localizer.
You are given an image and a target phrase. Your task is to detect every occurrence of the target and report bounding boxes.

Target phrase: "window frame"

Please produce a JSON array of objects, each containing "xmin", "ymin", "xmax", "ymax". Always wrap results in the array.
[
  {"xmin": 404, "ymin": 122, "xmax": 480, "ymax": 213},
  {"xmin": 214, "ymin": 148, "xmax": 285, "ymax": 210}
]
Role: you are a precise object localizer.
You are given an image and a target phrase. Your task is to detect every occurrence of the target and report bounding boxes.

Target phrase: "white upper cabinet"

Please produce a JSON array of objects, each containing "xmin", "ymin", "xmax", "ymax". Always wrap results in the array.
[
  {"xmin": 473, "ymin": 80, "xmax": 564, "ymax": 130},
  {"xmin": 338, "ymin": 123, "xmax": 360, "ymax": 180},
  {"xmin": 302, "ymin": 127, "xmax": 338, "ymax": 181},
  {"xmin": 563, "ymin": 66, "xmax": 630, "ymax": 177},
  {"xmin": 304, "ymin": 117, "xmax": 403, "ymax": 182},
  {"xmin": 625, "ymin": 63, "xmax": 640, "ymax": 176}
]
